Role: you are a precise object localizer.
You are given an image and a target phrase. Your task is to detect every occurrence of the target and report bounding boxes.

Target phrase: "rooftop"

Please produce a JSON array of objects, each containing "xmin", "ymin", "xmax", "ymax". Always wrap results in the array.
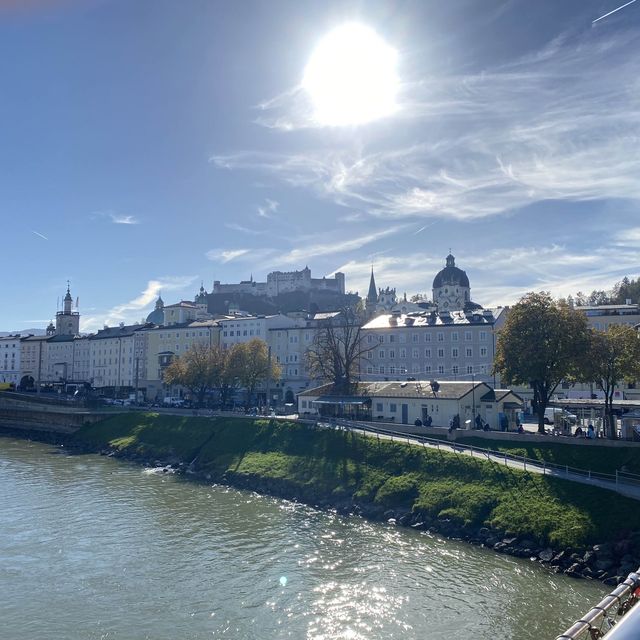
[{"xmin": 299, "ymin": 380, "xmax": 490, "ymax": 400}]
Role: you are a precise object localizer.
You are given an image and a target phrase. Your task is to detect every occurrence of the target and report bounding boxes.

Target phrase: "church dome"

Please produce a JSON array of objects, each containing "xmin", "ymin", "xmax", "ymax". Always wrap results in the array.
[
  {"xmin": 432, "ymin": 254, "xmax": 470, "ymax": 289},
  {"xmin": 146, "ymin": 295, "xmax": 165, "ymax": 325}
]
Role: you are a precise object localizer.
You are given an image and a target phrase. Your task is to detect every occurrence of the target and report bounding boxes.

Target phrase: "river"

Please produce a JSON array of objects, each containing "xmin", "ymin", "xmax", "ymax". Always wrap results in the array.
[{"xmin": 0, "ymin": 436, "xmax": 607, "ymax": 640}]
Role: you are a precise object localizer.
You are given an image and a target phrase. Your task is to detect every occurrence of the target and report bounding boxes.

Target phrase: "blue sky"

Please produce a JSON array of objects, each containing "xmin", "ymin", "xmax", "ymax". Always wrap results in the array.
[{"xmin": 1, "ymin": 0, "xmax": 639, "ymax": 332}]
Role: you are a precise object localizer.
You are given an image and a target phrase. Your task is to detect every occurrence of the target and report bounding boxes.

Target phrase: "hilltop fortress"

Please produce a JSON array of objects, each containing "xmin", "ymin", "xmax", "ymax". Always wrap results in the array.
[{"xmin": 213, "ymin": 266, "xmax": 345, "ymax": 298}]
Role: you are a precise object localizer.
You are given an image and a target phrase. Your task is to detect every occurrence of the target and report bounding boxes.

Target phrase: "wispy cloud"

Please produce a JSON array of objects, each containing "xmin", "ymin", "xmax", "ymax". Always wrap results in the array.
[
  {"xmin": 109, "ymin": 213, "xmax": 139, "ymax": 225},
  {"xmin": 335, "ymin": 244, "xmax": 640, "ymax": 307},
  {"xmin": 225, "ymin": 223, "xmax": 265, "ymax": 235},
  {"xmin": 80, "ymin": 275, "xmax": 197, "ymax": 332},
  {"xmin": 31, "ymin": 230, "xmax": 48, "ymax": 240},
  {"xmin": 257, "ymin": 198, "xmax": 279, "ymax": 218},
  {"xmin": 91, "ymin": 210, "xmax": 141, "ymax": 225},
  {"xmin": 214, "ymin": 28, "xmax": 640, "ymax": 222},
  {"xmin": 206, "ymin": 248, "xmax": 251, "ymax": 263}
]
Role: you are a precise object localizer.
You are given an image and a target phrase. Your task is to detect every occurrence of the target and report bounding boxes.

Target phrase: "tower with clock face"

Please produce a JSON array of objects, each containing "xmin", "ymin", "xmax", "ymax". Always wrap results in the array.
[{"xmin": 432, "ymin": 254, "xmax": 471, "ymax": 312}]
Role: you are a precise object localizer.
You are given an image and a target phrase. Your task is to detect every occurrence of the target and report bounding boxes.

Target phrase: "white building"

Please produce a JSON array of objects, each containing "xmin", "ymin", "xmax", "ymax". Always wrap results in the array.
[
  {"xmin": 298, "ymin": 380, "xmax": 523, "ymax": 429},
  {"xmin": 0, "ymin": 334, "xmax": 21, "ymax": 386},
  {"xmin": 219, "ymin": 314, "xmax": 301, "ymax": 349},
  {"xmin": 89, "ymin": 325, "xmax": 141, "ymax": 390},
  {"xmin": 361, "ymin": 308, "xmax": 506, "ymax": 386}
]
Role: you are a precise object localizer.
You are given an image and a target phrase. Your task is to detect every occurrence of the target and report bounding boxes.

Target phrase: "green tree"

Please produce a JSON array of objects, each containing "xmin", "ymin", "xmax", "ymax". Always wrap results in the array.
[
  {"xmin": 581, "ymin": 325, "xmax": 640, "ymax": 439},
  {"xmin": 494, "ymin": 292, "xmax": 591, "ymax": 434},
  {"xmin": 229, "ymin": 339, "xmax": 280, "ymax": 409},
  {"xmin": 306, "ymin": 308, "xmax": 374, "ymax": 393},
  {"xmin": 163, "ymin": 343, "xmax": 229, "ymax": 407}
]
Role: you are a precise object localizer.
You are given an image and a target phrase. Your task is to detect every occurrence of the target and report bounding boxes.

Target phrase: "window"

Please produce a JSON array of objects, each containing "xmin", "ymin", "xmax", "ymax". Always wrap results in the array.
[
  {"xmin": 437, "ymin": 348, "xmax": 444, "ymax": 358},
  {"xmin": 367, "ymin": 351, "xmax": 373, "ymax": 359},
  {"xmin": 438, "ymin": 365, "xmax": 444, "ymax": 374},
  {"xmin": 452, "ymin": 348, "xmax": 458, "ymax": 358},
  {"xmin": 376, "ymin": 403, "xmax": 383, "ymax": 412},
  {"xmin": 367, "ymin": 334, "xmax": 374, "ymax": 343},
  {"xmin": 467, "ymin": 365, "xmax": 473, "ymax": 374},
  {"xmin": 451, "ymin": 332, "xmax": 459, "ymax": 341},
  {"xmin": 367, "ymin": 366, "xmax": 374, "ymax": 374},
  {"xmin": 464, "ymin": 331, "xmax": 472, "ymax": 341},
  {"xmin": 389, "ymin": 349, "xmax": 395, "ymax": 359},
  {"xmin": 437, "ymin": 332, "xmax": 444, "ymax": 342},
  {"xmin": 425, "ymin": 348, "xmax": 431, "ymax": 358},
  {"xmin": 452, "ymin": 365, "xmax": 459, "ymax": 375},
  {"xmin": 412, "ymin": 348, "xmax": 419, "ymax": 359},
  {"xmin": 301, "ymin": 400, "xmax": 307, "ymax": 408},
  {"xmin": 379, "ymin": 365, "xmax": 385, "ymax": 374},
  {"xmin": 389, "ymin": 334, "xmax": 396, "ymax": 343},
  {"xmin": 378, "ymin": 335, "xmax": 384, "ymax": 343},
  {"xmin": 379, "ymin": 349, "xmax": 385, "ymax": 359},
  {"xmin": 479, "ymin": 331, "xmax": 487, "ymax": 341},
  {"xmin": 399, "ymin": 334, "xmax": 406, "ymax": 343},
  {"xmin": 399, "ymin": 348, "xmax": 406, "ymax": 358},
  {"xmin": 412, "ymin": 364, "xmax": 420, "ymax": 373},
  {"xmin": 412, "ymin": 333, "xmax": 419, "ymax": 343},
  {"xmin": 390, "ymin": 403, "xmax": 397, "ymax": 412},
  {"xmin": 390, "ymin": 365, "xmax": 396, "ymax": 374},
  {"xmin": 480, "ymin": 347, "xmax": 488, "ymax": 357},
  {"xmin": 466, "ymin": 347, "xmax": 473, "ymax": 357}
]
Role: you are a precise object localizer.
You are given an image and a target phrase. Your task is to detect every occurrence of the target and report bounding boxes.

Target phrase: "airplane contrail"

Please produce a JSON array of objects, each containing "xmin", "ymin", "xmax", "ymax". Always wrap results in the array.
[
  {"xmin": 412, "ymin": 221, "xmax": 437, "ymax": 235},
  {"xmin": 31, "ymin": 230, "xmax": 48, "ymax": 240},
  {"xmin": 593, "ymin": 0, "xmax": 637, "ymax": 24}
]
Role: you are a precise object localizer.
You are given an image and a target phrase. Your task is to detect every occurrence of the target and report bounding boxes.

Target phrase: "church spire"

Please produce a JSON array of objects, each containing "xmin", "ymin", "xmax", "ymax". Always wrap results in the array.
[{"xmin": 366, "ymin": 266, "xmax": 377, "ymax": 306}]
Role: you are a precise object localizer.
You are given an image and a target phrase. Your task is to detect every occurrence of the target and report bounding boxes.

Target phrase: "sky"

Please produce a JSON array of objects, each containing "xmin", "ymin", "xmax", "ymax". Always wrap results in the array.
[{"xmin": 1, "ymin": 0, "xmax": 639, "ymax": 333}]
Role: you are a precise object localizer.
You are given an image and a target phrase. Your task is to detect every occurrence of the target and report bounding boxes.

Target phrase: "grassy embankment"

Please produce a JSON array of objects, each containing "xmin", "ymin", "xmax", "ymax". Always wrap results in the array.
[
  {"xmin": 453, "ymin": 436, "xmax": 640, "ymax": 475},
  {"xmin": 73, "ymin": 413, "xmax": 640, "ymax": 550}
]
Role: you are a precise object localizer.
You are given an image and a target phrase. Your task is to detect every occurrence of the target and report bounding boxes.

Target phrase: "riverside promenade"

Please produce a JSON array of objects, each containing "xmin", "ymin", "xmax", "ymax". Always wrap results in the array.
[{"xmin": 2, "ymin": 393, "xmax": 639, "ymax": 501}]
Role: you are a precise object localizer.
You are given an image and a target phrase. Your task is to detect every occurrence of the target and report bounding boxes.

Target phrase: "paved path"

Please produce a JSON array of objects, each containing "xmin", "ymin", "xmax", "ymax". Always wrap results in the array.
[{"xmin": 317, "ymin": 420, "xmax": 640, "ymax": 502}]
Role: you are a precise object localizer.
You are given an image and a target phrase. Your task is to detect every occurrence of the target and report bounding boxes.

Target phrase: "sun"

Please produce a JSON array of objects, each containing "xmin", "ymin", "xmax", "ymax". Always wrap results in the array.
[{"xmin": 302, "ymin": 23, "xmax": 399, "ymax": 127}]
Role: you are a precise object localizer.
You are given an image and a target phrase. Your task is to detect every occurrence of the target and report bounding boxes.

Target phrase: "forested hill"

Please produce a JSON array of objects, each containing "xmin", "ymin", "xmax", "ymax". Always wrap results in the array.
[{"xmin": 570, "ymin": 276, "xmax": 640, "ymax": 306}]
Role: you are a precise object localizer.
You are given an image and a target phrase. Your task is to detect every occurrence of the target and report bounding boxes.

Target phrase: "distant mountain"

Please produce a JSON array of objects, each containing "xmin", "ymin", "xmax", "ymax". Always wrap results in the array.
[{"xmin": 0, "ymin": 328, "xmax": 46, "ymax": 337}]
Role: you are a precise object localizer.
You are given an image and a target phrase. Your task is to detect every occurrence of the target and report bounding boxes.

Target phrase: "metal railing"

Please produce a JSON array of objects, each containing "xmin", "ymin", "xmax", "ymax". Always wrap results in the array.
[
  {"xmin": 308, "ymin": 418, "xmax": 640, "ymax": 496},
  {"xmin": 555, "ymin": 569, "xmax": 640, "ymax": 639}
]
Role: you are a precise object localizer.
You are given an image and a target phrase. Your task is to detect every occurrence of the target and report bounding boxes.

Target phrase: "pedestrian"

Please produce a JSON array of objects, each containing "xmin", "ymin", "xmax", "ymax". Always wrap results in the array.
[
  {"xmin": 475, "ymin": 413, "xmax": 482, "ymax": 430},
  {"xmin": 587, "ymin": 424, "xmax": 595, "ymax": 439}
]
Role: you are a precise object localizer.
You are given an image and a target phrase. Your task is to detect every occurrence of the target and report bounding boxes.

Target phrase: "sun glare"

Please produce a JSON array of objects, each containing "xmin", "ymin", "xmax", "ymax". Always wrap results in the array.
[{"xmin": 302, "ymin": 23, "xmax": 399, "ymax": 127}]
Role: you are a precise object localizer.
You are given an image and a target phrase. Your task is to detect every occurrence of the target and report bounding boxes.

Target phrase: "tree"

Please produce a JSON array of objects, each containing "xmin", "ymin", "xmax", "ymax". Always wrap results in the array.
[
  {"xmin": 306, "ymin": 308, "xmax": 374, "ymax": 393},
  {"xmin": 581, "ymin": 325, "xmax": 640, "ymax": 439},
  {"xmin": 229, "ymin": 338, "xmax": 280, "ymax": 409},
  {"xmin": 494, "ymin": 292, "xmax": 591, "ymax": 434},
  {"xmin": 163, "ymin": 343, "xmax": 229, "ymax": 407}
]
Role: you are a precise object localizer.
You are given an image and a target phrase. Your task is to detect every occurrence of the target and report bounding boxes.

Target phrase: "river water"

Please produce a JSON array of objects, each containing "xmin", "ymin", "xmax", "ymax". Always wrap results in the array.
[{"xmin": 0, "ymin": 436, "xmax": 608, "ymax": 640}]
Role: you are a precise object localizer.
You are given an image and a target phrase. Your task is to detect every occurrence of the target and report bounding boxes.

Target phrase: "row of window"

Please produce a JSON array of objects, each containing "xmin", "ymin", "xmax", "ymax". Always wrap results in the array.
[
  {"xmin": 367, "ymin": 331, "xmax": 488, "ymax": 344},
  {"xmin": 366, "ymin": 364, "xmax": 487, "ymax": 375},
  {"xmin": 370, "ymin": 347, "xmax": 488, "ymax": 359},
  {"xmin": 222, "ymin": 329, "xmax": 261, "ymax": 337}
]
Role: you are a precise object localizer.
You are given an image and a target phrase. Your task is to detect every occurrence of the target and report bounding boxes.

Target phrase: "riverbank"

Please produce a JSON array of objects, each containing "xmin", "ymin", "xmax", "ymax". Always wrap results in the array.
[{"xmin": 14, "ymin": 412, "xmax": 640, "ymax": 584}]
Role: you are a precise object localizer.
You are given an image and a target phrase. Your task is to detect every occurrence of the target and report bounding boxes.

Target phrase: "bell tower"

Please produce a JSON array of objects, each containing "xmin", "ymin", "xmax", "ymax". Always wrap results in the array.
[{"xmin": 55, "ymin": 282, "xmax": 80, "ymax": 336}]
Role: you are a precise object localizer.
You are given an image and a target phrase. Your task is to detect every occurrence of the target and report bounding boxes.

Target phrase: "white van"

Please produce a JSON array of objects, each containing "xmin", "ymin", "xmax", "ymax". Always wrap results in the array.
[{"xmin": 544, "ymin": 407, "xmax": 577, "ymax": 425}]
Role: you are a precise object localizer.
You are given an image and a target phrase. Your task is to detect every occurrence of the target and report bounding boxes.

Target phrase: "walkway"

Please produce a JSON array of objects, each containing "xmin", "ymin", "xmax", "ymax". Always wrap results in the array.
[{"xmin": 314, "ymin": 418, "xmax": 640, "ymax": 502}]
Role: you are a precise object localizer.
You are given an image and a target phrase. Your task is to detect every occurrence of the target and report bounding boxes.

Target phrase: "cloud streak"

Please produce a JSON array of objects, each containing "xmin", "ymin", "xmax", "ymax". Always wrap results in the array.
[
  {"xmin": 80, "ymin": 275, "xmax": 197, "ymax": 332},
  {"xmin": 31, "ymin": 230, "xmax": 48, "ymax": 240},
  {"xmin": 214, "ymin": 28, "xmax": 640, "ymax": 222}
]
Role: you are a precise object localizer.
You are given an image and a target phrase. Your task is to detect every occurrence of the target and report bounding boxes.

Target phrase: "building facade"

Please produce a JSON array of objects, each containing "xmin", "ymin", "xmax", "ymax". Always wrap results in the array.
[
  {"xmin": 0, "ymin": 335, "xmax": 21, "ymax": 385},
  {"xmin": 361, "ymin": 308, "xmax": 506, "ymax": 386}
]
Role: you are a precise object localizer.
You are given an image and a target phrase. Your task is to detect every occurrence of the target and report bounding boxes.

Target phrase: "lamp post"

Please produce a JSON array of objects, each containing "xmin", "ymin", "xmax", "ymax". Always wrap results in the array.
[{"xmin": 472, "ymin": 371, "xmax": 476, "ymax": 425}]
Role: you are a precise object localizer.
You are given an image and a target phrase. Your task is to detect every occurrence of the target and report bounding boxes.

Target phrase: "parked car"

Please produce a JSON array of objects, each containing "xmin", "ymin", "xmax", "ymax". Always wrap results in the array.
[{"xmin": 544, "ymin": 407, "xmax": 577, "ymax": 425}]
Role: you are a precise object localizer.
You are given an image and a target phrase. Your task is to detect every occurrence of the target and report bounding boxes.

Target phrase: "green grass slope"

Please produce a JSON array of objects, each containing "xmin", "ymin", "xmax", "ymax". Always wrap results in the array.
[
  {"xmin": 73, "ymin": 413, "xmax": 640, "ymax": 549},
  {"xmin": 454, "ymin": 436, "xmax": 640, "ymax": 475}
]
